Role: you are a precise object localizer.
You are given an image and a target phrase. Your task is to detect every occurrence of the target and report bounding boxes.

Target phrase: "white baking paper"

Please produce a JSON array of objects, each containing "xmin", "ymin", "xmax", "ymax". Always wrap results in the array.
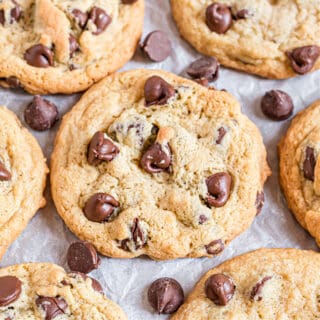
[{"xmin": 0, "ymin": 0, "xmax": 319, "ymax": 319}]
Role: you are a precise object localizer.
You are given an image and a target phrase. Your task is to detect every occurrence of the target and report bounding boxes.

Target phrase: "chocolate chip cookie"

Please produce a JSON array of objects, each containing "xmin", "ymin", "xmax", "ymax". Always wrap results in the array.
[
  {"xmin": 171, "ymin": 248, "xmax": 320, "ymax": 319},
  {"xmin": 0, "ymin": 106, "xmax": 47, "ymax": 260},
  {"xmin": 279, "ymin": 100, "xmax": 320, "ymax": 246},
  {"xmin": 0, "ymin": 262, "xmax": 126, "ymax": 319},
  {"xmin": 0, "ymin": 0, "xmax": 144, "ymax": 94},
  {"xmin": 51, "ymin": 69, "xmax": 270, "ymax": 260},
  {"xmin": 171, "ymin": 0, "xmax": 320, "ymax": 79}
]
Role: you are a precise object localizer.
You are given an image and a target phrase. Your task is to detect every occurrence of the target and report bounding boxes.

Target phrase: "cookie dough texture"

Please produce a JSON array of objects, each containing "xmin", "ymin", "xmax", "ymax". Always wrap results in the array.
[
  {"xmin": 51, "ymin": 69, "xmax": 270, "ymax": 260},
  {"xmin": 0, "ymin": 0, "xmax": 144, "ymax": 94},
  {"xmin": 0, "ymin": 262, "xmax": 127, "ymax": 319},
  {"xmin": 172, "ymin": 248, "xmax": 320, "ymax": 319},
  {"xmin": 171, "ymin": 0, "xmax": 320, "ymax": 79},
  {"xmin": 0, "ymin": 106, "xmax": 47, "ymax": 260},
  {"xmin": 279, "ymin": 100, "xmax": 320, "ymax": 246}
]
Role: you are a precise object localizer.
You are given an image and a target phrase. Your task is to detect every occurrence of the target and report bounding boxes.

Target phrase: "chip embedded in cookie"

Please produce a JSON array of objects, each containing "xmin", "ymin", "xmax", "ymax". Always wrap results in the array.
[
  {"xmin": 171, "ymin": 0, "xmax": 320, "ymax": 79},
  {"xmin": 0, "ymin": 106, "xmax": 47, "ymax": 260},
  {"xmin": 0, "ymin": 0, "xmax": 144, "ymax": 94},
  {"xmin": 51, "ymin": 70, "xmax": 270, "ymax": 260}
]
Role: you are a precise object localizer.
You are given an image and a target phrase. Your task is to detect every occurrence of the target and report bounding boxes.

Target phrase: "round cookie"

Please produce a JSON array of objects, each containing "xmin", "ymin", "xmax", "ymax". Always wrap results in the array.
[
  {"xmin": 51, "ymin": 69, "xmax": 270, "ymax": 260},
  {"xmin": 0, "ymin": 0, "xmax": 144, "ymax": 94},
  {"xmin": 171, "ymin": 0, "xmax": 320, "ymax": 79},
  {"xmin": 279, "ymin": 100, "xmax": 320, "ymax": 246},
  {"xmin": 0, "ymin": 106, "xmax": 47, "ymax": 260},
  {"xmin": 0, "ymin": 262, "xmax": 127, "ymax": 319},
  {"xmin": 171, "ymin": 248, "xmax": 320, "ymax": 319}
]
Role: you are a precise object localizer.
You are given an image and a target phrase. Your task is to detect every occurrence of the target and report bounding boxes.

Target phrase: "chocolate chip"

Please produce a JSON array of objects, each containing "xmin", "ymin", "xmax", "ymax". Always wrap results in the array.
[
  {"xmin": 216, "ymin": 127, "xmax": 226, "ymax": 144},
  {"xmin": 194, "ymin": 78, "xmax": 209, "ymax": 87},
  {"xmin": 122, "ymin": 0, "xmax": 138, "ymax": 3},
  {"xmin": 206, "ymin": 172, "xmax": 232, "ymax": 207},
  {"xmin": 255, "ymin": 191, "xmax": 265, "ymax": 215},
  {"xmin": 205, "ymin": 3, "xmax": 232, "ymax": 34},
  {"xmin": 235, "ymin": 9, "xmax": 251, "ymax": 19},
  {"xmin": 199, "ymin": 214, "xmax": 208, "ymax": 224},
  {"xmin": 205, "ymin": 274, "xmax": 235, "ymax": 306},
  {"xmin": 250, "ymin": 276, "xmax": 272, "ymax": 301},
  {"xmin": 0, "ymin": 10, "xmax": 4, "ymax": 25},
  {"xmin": 67, "ymin": 241, "xmax": 100, "ymax": 274},
  {"xmin": 144, "ymin": 76, "xmax": 175, "ymax": 106},
  {"xmin": 148, "ymin": 278, "xmax": 184, "ymax": 314},
  {"xmin": 67, "ymin": 272, "xmax": 104, "ymax": 294},
  {"xmin": 141, "ymin": 31, "xmax": 172, "ymax": 62},
  {"xmin": 0, "ymin": 276, "xmax": 22, "ymax": 306},
  {"xmin": 303, "ymin": 147, "xmax": 316, "ymax": 181},
  {"xmin": 261, "ymin": 90, "xmax": 293, "ymax": 121},
  {"xmin": 84, "ymin": 193, "xmax": 120, "ymax": 223},
  {"xmin": 0, "ymin": 161, "xmax": 11, "ymax": 181},
  {"xmin": 141, "ymin": 143, "xmax": 171, "ymax": 173},
  {"xmin": 205, "ymin": 239, "xmax": 224, "ymax": 255},
  {"xmin": 0, "ymin": 0, "xmax": 22, "ymax": 25},
  {"xmin": 72, "ymin": 9, "xmax": 88, "ymax": 29},
  {"xmin": 87, "ymin": 131, "xmax": 119, "ymax": 165},
  {"xmin": 88, "ymin": 7, "xmax": 111, "ymax": 35},
  {"xmin": 24, "ymin": 95, "xmax": 59, "ymax": 131},
  {"xmin": 69, "ymin": 34, "xmax": 79, "ymax": 57},
  {"xmin": 24, "ymin": 44, "xmax": 54, "ymax": 68},
  {"xmin": 5, "ymin": 76, "xmax": 20, "ymax": 88},
  {"xmin": 36, "ymin": 296, "xmax": 68, "ymax": 320},
  {"xmin": 186, "ymin": 57, "xmax": 219, "ymax": 82},
  {"xmin": 286, "ymin": 46, "xmax": 320, "ymax": 75},
  {"xmin": 119, "ymin": 218, "xmax": 147, "ymax": 251}
]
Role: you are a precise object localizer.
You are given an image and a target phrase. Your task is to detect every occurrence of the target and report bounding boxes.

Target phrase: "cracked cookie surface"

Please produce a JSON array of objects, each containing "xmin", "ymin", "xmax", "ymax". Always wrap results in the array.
[
  {"xmin": 51, "ymin": 69, "xmax": 270, "ymax": 260},
  {"xmin": 0, "ymin": 106, "xmax": 47, "ymax": 260},
  {"xmin": 0, "ymin": 0, "xmax": 144, "ymax": 94},
  {"xmin": 171, "ymin": 0, "xmax": 320, "ymax": 79}
]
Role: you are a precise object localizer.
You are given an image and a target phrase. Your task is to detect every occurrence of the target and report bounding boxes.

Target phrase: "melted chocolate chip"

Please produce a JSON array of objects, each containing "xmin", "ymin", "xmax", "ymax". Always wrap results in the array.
[
  {"xmin": 66, "ymin": 272, "xmax": 104, "ymax": 294},
  {"xmin": 24, "ymin": 44, "xmax": 54, "ymax": 68},
  {"xmin": 119, "ymin": 218, "xmax": 147, "ymax": 251},
  {"xmin": 205, "ymin": 274, "xmax": 235, "ymax": 306},
  {"xmin": 67, "ymin": 241, "xmax": 100, "ymax": 274},
  {"xmin": 205, "ymin": 239, "xmax": 224, "ymax": 255},
  {"xmin": 88, "ymin": 7, "xmax": 111, "ymax": 35},
  {"xmin": 199, "ymin": 214, "xmax": 208, "ymax": 224},
  {"xmin": 250, "ymin": 276, "xmax": 272, "ymax": 301},
  {"xmin": 144, "ymin": 76, "xmax": 175, "ymax": 106},
  {"xmin": 141, "ymin": 143, "xmax": 171, "ymax": 173},
  {"xmin": 194, "ymin": 78, "xmax": 209, "ymax": 87},
  {"xmin": 186, "ymin": 57, "xmax": 219, "ymax": 82},
  {"xmin": 122, "ymin": 0, "xmax": 138, "ymax": 3},
  {"xmin": 36, "ymin": 296, "xmax": 68, "ymax": 320},
  {"xmin": 69, "ymin": 34, "xmax": 79, "ymax": 57},
  {"xmin": 205, "ymin": 3, "xmax": 232, "ymax": 34},
  {"xmin": 235, "ymin": 9, "xmax": 251, "ymax": 19},
  {"xmin": 0, "ymin": 276, "xmax": 22, "ymax": 306},
  {"xmin": 72, "ymin": 9, "xmax": 88, "ymax": 29},
  {"xmin": 303, "ymin": 147, "xmax": 316, "ymax": 181},
  {"xmin": 84, "ymin": 193, "xmax": 120, "ymax": 223},
  {"xmin": 0, "ymin": 161, "xmax": 11, "ymax": 181},
  {"xmin": 0, "ymin": 10, "xmax": 4, "ymax": 25},
  {"xmin": 206, "ymin": 173, "xmax": 232, "ymax": 207},
  {"xmin": 24, "ymin": 95, "xmax": 59, "ymax": 131},
  {"xmin": 148, "ymin": 278, "xmax": 184, "ymax": 314},
  {"xmin": 261, "ymin": 90, "xmax": 293, "ymax": 121},
  {"xmin": 0, "ymin": 0, "xmax": 22, "ymax": 25},
  {"xmin": 87, "ymin": 131, "xmax": 119, "ymax": 165},
  {"xmin": 5, "ymin": 76, "xmax": 20, "ymax": 88},
  {"xmin": 255, "ymin": 191, "xmax": 265, "ymax": 215},
  {"xmin": 141, "ymin": 31, "xmax": 172, "ymax": 62},
  {"xmin": 286, "ymin": 46, "xmax": 320, "ymax": 75},
  {"xmin": 216, "ymin": 127, "xmax": 226, "ymax": 144}
]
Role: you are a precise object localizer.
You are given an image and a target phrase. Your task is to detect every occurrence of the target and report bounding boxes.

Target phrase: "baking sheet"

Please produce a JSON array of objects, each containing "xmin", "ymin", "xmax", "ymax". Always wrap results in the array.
[{"xmin": 0, "ymin": 0, "xmax": 319, "ymax": 318}]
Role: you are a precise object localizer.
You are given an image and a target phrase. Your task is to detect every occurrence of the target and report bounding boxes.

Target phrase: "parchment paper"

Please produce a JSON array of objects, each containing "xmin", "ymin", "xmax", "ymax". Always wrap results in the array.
[{"xmin": 1, "ymin": 1, "xmax": 319, "ymax": 319}]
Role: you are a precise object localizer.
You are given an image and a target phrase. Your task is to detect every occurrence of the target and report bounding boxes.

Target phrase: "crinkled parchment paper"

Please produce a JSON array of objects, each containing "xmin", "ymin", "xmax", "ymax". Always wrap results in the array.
[{"xmin": 0, "ymin": 1, "xmax": 319, "ymax": 319}]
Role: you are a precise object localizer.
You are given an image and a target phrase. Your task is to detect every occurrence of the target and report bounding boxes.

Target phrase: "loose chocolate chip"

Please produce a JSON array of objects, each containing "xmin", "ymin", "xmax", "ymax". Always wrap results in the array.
[
  {"xmin": 72, "ymin": 9, "xmax": 88, "ymax": 29},
  {"xmin": 24, "ymin": 44, "xmax": 54, "ymax": 68},
  {"xmin": 205, "ymin": 3, "xmax": 232, "ymax": 34},
  {"xmin": 10, "ymin": 0, "xmax": 22, "ymax": 23},
  {"xmin": 122, "ymin": 0, "xmax": 138, "ymax": 3},
  {"xmin": 36, "ymin": 296, "xmax": 68, "ymax": 320},
  {"xmin": 255, "ymin": 191, "xmax": 265, "ymax": 215},
  {"xmin": 303, "ymin": 147, "xmax": 316, "ymax": 181},
  {"xmin": 261, "ymin": 90, "xmax": 293, "ymax": 121},
  {"xmin": 141, "ymin": 31, "xmax": 172, "ymax": 62},
  {"xmin": 119, "ymin": 218, "xmax": 147, "ymax": 251},
  {"xmin": 67, "ymin": 241, "xmax": 100, "ymax": 274},
  {"xmin": 66, "ymin": 272, "xmax": 104, "ymax": 294},
  {"xmin": 144, "ymin": 76, "xmax": 175, "ymax": 106},
  {"xmin": 69, "ymin": 35, "xmax": 79, "ymax": 57},
  {"xmin": 286, "ymin": 46, "xmax": 320, "ymax": 75},
  {"xmin": 205, "ymin": 239, "xmax": 224, "ymax": 255},
  {"xmin": 141, "ymin": 143, "xmax": 171, "ymax": 173},
  {"xmin": 216, "ymin": 127, "xmax": 226, "ymax": 144},
  {"xmin": 87, "ymin": 131, "xmax": 119, "ymax": 165},
  {"xmin": 199, "ymin": 214, "xmax": 208, "ymax": 224},
  {"xmin": 205, "ymin": 274, "xmax": 235, "ymax": 306},
  {"xmin": 206, "ymin": 172, "xmax": 232, "ymax": 207},
  {"xmin": 24, "ymin": 95, "xmax": 59, "ymax": 131},
  {"xmin": 0, "ymin": 161, "xmax": 11, "ymax": 181},
  {"xmin": 148, "ymin": 278, "xmax": 184, "ymax": 314},
  {"xmin": 250, "ymin": 276, "xmax": 272, "ymax": 301},
  {"xmin": 0, "ymin": 276, "xmax": 22, "ymax": 306},
  {"xmin": 88, "ymin": 7, "xmax": 111, "ymax": 35},
  {"xmin": 186, "ymin": 57, "xmax": 219, "ymax": 82},
  {"xmin": 235, "ymin": 9, "xmax": 251, "ymax": 19}
]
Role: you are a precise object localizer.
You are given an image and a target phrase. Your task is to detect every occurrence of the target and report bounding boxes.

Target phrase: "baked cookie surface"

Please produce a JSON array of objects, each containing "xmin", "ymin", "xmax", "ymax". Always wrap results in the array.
[
  {"xmin": 171, "ymin": 0, "xmax": 320, "ymax": 79},
  {"xmin": 51, "ymin": 69, "xmax": 270, "ymax": 260},
  {"xmin": 171, "ymin": 248, "xmax": 320, "ymax": 319},
  {"xmin": 0, "ymin": 262, "xmax": 126, "ymax": 319},
  {"xmin": 0, "ymin": 106, "xmax": 47, "ymax": 260},
  {"xmin": 279, "ymin": 100, "xmax": 320, "ymax": 246},
  {"xmin": 0, "ymin": 0, "xmax": 144, "ymax": 94}
]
